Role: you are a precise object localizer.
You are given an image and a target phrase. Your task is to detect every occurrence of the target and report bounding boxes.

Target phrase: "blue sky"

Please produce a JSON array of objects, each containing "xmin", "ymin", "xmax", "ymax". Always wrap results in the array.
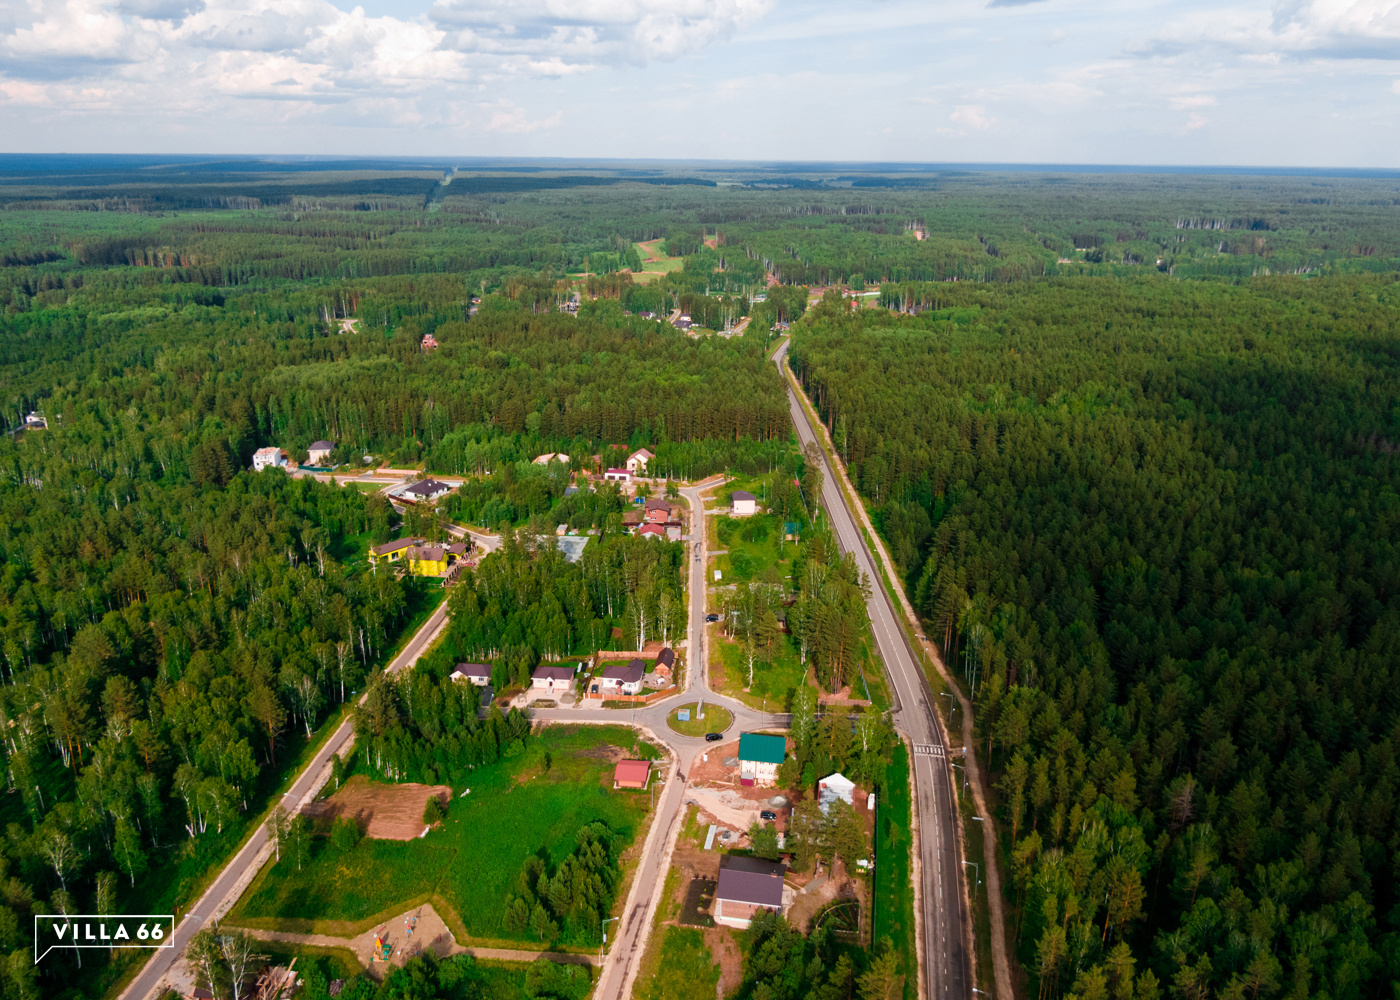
[{"xmin": 1, "ymin": 0, "xmax": 1397, "ymax": 166}]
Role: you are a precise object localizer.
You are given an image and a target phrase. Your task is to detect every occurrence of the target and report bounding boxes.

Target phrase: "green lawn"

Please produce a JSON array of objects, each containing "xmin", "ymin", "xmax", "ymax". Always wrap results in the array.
[
  {"xmin": 634, "ymin": 243, "xmax": 683, "ymax": 273},
  {"xmin": 714, "ymin": 513, "xmax": 799, "ymax": 586},
  {"xmin": 713, "ymin": 632, "xmax": 809, "ymax": 712},
  {"xmin": 667, "ymin": 703, "xmax": 733, "ymax": 738},
  {"xmin": 634, "ymin": 927, "xmax": 720, "ymax": 1000},
  {"xmin": 231, "ymin": 726, "xmax": 653, "ymax": 947},
  {"xmin": 873, "ymin": 742, "xmax": 916, "ymax": 1000}
]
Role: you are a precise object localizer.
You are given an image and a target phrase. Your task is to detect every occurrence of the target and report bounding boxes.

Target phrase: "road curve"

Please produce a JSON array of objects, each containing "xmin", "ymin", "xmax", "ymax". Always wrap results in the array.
[
  {"xmin": 120, "ymin": 599, "xmax": 452, "ymax": 1000},
  {"xmin": 775, "ymin": 339, "xmax": 971, "ymax": 1000}
]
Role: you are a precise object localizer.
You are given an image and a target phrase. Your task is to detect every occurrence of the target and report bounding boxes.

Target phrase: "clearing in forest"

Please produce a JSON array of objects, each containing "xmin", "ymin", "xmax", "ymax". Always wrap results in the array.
[
  {"xmin": 230, "ymin": 725, "xmax": 656, "ymax": 946},
  {"xmin": 303, "ymin": 776, "xmax": 451, "ymax": 840}
]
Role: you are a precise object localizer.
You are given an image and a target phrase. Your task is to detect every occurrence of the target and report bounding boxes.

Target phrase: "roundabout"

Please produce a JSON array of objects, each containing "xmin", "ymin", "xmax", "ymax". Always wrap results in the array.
[{"xmin": 665, "ymin": 702, "xmax": 733, "ymax": 738}]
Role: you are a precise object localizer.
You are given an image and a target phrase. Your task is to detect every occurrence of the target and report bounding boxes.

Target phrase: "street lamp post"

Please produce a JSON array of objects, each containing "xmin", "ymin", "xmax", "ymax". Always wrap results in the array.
[
  {"xmin": 951, "ymin": 761, "xmax": 968, "ymax": 791},
  {"xmin": 600, "ymin": 916, "xmax": 620, "ymax": 966},
  {"xmin": 963, "ymin": 860, "xmax": 980, "ymax": 888}
]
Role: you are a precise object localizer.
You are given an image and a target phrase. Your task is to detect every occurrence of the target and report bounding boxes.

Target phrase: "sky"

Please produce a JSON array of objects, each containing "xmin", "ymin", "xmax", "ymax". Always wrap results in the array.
[{"xmin": 0, "ymin": 0, "xmax": 1397, "ymax": 166}]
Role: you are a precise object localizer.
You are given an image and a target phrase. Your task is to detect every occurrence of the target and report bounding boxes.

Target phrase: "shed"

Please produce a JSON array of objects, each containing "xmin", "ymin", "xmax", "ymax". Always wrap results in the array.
[
  {"xmin": 817, "ymin": 772, "xmax": 857, "ymax": 814},
  {"xmin": 613, "ymin": 759, "xmax": 651, "ymax": 789}
]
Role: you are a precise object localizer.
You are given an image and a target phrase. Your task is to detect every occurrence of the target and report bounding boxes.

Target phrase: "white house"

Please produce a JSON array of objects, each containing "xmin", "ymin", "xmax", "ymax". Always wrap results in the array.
[
  {"xmin": 402, "ymin": 479, "xmax": 453, "ymax": 502},
  {"xmin": 604, "ymin": 468, "xmax": 631, "ymax": 484},
  {"xmin": 731, "ymin": 490, "xmax": 757, "ymax": 516},
  {"xmin": 817, "ymin": 772, "xmax": 857, "ymax": 815},
  {"xmin": 450, "ymin": 663, "xmax": 492, "ymax": 686},
  {"xmin": 533, "ymin": 453, "xmax": 570, "ymax": 466},
  {"xmin": 308, "ymin": 440, "xmax": 335, "ymax": 465},
  {"xmin": 714, "ymin": 856, "xmax": 788, "ymax": 929},
  {"xmin": 252, "ymin": 447, "xmax": 288, "ymax": 472},
  {"xmin": 626, "ymin": 448, "xmax": 655, "ymax": 474},
  {"xmin": 531, "ymin": 665, "xmax": 575, "ymax": 692},
  {"xmin": 598, "ymin": 659, "xmax": 645, "ymax": 695}
]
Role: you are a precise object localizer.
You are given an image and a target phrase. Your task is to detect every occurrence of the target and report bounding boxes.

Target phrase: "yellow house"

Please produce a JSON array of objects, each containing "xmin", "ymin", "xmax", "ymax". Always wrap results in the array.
[
  {"xmin": 368, "ymin": 537, "xmax": 423, "ymax": 567},
  {"xmin": 406, "ymin": 545, "xmax": 449, "ymax": 577}
]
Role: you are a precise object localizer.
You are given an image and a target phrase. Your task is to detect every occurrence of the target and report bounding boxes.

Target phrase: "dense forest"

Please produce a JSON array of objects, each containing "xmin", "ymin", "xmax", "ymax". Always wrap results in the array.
[{"xmin": 788, "ymin": 275, "xmax": 1400, "ymax": 999}]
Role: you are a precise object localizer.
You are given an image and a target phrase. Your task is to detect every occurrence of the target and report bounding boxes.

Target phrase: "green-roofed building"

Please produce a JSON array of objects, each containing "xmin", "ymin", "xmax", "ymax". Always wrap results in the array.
[{"xmin": 738, "ymin": 732, "xmax": 787, "ymax": 787}]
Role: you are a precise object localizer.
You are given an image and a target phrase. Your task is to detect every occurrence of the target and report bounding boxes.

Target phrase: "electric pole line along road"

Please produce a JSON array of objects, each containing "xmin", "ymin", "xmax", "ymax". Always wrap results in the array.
[{"xmin": 774, "ymin": 339, "xmax": 972, "ymax": 1000}]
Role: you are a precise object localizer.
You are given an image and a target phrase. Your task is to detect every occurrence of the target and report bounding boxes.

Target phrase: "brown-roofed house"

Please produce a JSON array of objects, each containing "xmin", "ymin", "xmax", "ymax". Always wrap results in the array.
[
  {"xmin": 531, "ymin": 665, "xmax": 575, "ymax": 692},
  {"xmin": 714, "ymin": 855, "xmax": 788, "ymax": 929},
  {"xmin": 599, "ymin": 659, "xmax": 645, "ymax": 695},
  {"xmin": 613, "ymin": 759, "xmax": 651, "ymax": 789},
  {"xmin": 637, "ymin": 524, "xmax": 665, "ymax": 540}
]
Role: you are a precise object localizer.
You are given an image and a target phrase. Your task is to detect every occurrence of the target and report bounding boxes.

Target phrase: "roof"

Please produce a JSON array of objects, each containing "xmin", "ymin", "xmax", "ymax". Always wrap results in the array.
[
  {"xmin": 253, "ymin": 446, "xmax": 282, "ymax": 457},
  {"xmin": 453, "ymin": 663, "xmax": 491, "ymax": 679},
  {"xmin": 605, "ymin": 468, "xmax": 630, "ymax": 475},
  {"xmin": 716, "ymin": 855, "xmax": 785, "ymax": 908},
  {"xmin": 630, "ymin": 448, "xmax": 655, "ymax": 460},
  {"xmin": 738, "ymin": 733, "xmax": 786, "ymax": 765},
  {"xmin": 638, "ymin": 524, "xmax": 665, "ymax": 537},
  {"xmin": 410, "ymin": 546, "xmax": 446, "ymax": 562},
  {"xmin": 645, "ymin": 497, "xmax": 670, "ymax": 511},
  {"xmin": 446, "ymin": 543, "xmax": 468, "ymax": 555},
  {"xmin": 371, "ymin": 537, "xmax": 421, "ymax": 556},
  {"xmin": 405, "ymin": 479, "xmax": 451, "ymax": 497},
  {"xmin": 732, "ymin": 490, "xmax": 756, "ymax": 502},
  {"xmin": 310, "ymin": 440, "xmax": 335, "ymax": 450},
  {"xmin": 564, "ymin": 486, "xmax": 579, "ymax": 497},
  {"xmin": 601, "ymin": 659, "xmax": 645, "ymax": 683},
  {"xmin": 614, "ymin": 759, "xmax": 651, "ymax": 785},
  {"xmin": 533, "ymin": 665, "xmax": 575, "ymax": 682},
  {"xmin": 656, "ymin": 647, "xmax": 675, "ymax": 667}
]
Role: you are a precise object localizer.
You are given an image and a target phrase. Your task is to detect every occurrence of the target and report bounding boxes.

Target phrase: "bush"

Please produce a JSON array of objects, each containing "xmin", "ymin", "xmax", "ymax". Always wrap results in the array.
[
  {"xmin": 423, "ymin": 796, "xmax": 445, "ymax": 824},
  {"xmin": 524, "ymin": 958, "xmax": 591, "ymax": 1000},
  {"xmin": 330, "ymin": 816, "xmax": 362, "ymax": 852}
]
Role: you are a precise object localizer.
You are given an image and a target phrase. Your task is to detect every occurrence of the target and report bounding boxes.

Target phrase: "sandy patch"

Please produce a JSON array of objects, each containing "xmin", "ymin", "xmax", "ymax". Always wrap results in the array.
[{"xmin": 304, "ymin": 775, "xmax": 451, "ymax": 841}]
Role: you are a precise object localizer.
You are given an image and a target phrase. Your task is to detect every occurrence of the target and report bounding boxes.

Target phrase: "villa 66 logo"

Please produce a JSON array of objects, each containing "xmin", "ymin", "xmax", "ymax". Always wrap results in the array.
[{"xmin": 34, "ymin": 915, "xmax": 175, "ymax": 963}]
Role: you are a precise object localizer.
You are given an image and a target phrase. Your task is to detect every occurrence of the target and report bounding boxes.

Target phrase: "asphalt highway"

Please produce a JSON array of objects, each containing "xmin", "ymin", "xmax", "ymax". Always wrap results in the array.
[{"xmin": 775, "ymin": 339, "xmax": 970, "ymax": 1000}]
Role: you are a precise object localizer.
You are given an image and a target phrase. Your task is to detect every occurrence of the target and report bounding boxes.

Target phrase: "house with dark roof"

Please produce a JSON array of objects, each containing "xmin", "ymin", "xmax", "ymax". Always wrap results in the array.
[
  {"xmin": 368, "ymin": 537, "xmax": 424, "ymax": 566},
  {"xmin": 599, "ymin": 659, "xmax": 645, "ymax": 695},
  {"xmin": 653, "ymin": 647, "xmax": 676, "ymax": 682},
  {"xmin": 531, "ymin": 665, "xmax": 575, "ymax": 692},
  {"xmin": 450, "ymin": 663, "xmax": 492, "ymax": 686},
  {"xmin": 402, "ymin": 479, "xmax": 453, "ymax": 502},
  {"xmin": 714, "ymin": 855, "xmax": 787, "ymax": 929},
  {"xmin": 738, "ymin": 733, "xmax": 786, "ymax": 787},
  {"xmin": 731, "ymin": 490, "xmax": 757, "ymax": 516},
  {"xmin": 308, "ymin": 440, "xmax": 335, "ymax": 465}
]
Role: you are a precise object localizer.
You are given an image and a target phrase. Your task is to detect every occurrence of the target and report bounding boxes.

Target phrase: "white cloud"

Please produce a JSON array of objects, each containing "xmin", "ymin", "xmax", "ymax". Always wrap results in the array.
[
  {"xmin": 949, "ymin": 103, "xmax": 993, "ymax": 130},
  {"xmin": 1136, "ymin": 0, "xmax": 1400, "ymax": 61}
]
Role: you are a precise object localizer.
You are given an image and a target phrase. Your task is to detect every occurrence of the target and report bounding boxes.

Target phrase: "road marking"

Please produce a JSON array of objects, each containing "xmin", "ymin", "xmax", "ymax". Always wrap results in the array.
[{"xmin": 913, "ymin": 743, "xmax": 945, "ymax": 758}]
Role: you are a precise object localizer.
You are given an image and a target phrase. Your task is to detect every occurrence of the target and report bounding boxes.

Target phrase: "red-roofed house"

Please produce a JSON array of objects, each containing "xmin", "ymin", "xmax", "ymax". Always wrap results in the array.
[
  {"xmin": 604, "ymin": 468, "xmax": 631, "ymax": 484},
  {"xmin": 613, "ymin": 759, "xmax": 651, "ymax": 789},
  {"xmin": 637, "ymin": 524, "xmax": 665, "ymax": 540}
]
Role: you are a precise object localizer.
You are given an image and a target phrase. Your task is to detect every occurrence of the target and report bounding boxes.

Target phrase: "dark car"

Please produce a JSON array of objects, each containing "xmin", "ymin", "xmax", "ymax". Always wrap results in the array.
[
  {"xmin": 759, "ymin": 810, "xmax": 777, "ymax": 821},
  {"xmin": 705, "ymin": 614, "xmax": 720, "ymax": 622},
  {"xmin": 705, "ymin": 732, "xmax": 723, "ymax": 742}
]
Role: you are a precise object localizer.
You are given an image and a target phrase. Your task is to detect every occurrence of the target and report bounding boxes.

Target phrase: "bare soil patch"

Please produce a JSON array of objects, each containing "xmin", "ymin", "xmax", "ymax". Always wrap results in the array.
[
  {"xmin": 706, "ymin": 926, "xmax": 744, "ymax": 995},
  {"xmin": 306, "ymin": 775, "xmax": 451, "ymax": 841}
]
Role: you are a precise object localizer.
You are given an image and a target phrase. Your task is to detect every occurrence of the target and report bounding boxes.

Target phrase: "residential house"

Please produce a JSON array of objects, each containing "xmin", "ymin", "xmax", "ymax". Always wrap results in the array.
[
  {"xmin": 402, "ymin": 479, "xmax": 453, "ymax": 502},
  {"xmin": 626, "ymin": 448, "xmax": 655, "ymax": 474},
  {"xmin": 421, "ymin": 333, "xmax": 439, "ymax": 351},
  {"xmin": 599, "ymin": 659, "xmax": 645, "ymax": 695},
  {"xmin": 637, "ymin": 524, "xmax": 665, "ymax": 540},
  {"xmin": 731, "ymin": 490, "xmax": 757, "ymax": 516},
  {"xmin": 613, "ymin": 759, "xmax": 651, "ymax": 790},
  {"xmin": 23, "ymin": 411, "xmax": 46, "ymax": 430},
  {"xmin": 817, "ymin": 772, "xmax": 857, "ymax": 815},
  {"xmin": 714, "ymin": 856, "xmax": 787, "ymax": 929},
  {"xmin": 307, "ymin": 440, "xmax": 335, "ymax": 465},
  {"xmin": 737, "ymin": 733, "xmax": 786, "ymax": 787},
  {"xmin": 450, "ymin": 664, "xmax": 492, "ymax": 686},
  {"xmin": 406, "ymin": 545, "xmax": 449, "ymax": 576},
  {"xmin": 604, "ymin": 468, "xmax": 631, "ymax": 484},
  {"xmin": 653, "ymin": 647, "xmax": 675, "ymax": 683},
  {"xmin": 533, "ymin": 453, "xmax": 570, "ymax": 466},
  {"xmin": 252, "ymin": 447, "xmax": 288, "ymax": 472},
  {"xmin": 531, "ymin": 665, "xmax": 575, "ymax": 692},
  {"xmin": 368, "ymin": 537, "xmax": 422, "ymax": 566},
  {"xmin": 644, "ymin": 506, "xmax": 671, "ymax": 525}
]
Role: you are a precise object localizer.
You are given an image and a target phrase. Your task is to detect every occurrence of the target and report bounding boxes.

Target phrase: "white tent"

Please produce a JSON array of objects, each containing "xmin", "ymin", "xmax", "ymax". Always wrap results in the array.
[{"xmin": 817, "ymin": 772, "xmax": 857, "ymax": 814}]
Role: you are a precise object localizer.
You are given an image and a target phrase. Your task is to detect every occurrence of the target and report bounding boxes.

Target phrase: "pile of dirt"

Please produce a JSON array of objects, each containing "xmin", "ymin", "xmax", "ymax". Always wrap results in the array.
[{"xmin": 305, "ymin": 775, "xmax": 451, "ymax": 841}]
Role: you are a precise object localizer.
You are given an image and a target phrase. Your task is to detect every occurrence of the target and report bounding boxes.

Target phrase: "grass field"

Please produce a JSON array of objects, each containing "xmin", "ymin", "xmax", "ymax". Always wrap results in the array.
[
  {"xmin": 714, "ymin": 513, "xmax": 799, "ymax": 587},
  {"xmin": 666, "ymin": 703, "xmax": 732, "ymax": 738},
  {"xmin": 634, "ymin": 242, "xmax": 683, "ymax": 273},
  {"xmin": 231, "ymin": 725, "xmax": 653, "ymax": 948},
  {"xmin": 713, "ymin": 633, "xmax": 809, "ymax": 712},
  {"xmin": 873, "ymin": 742, "xmax": 916, "ymax": 1000},
  {"xmin": 634, "ymin": 927, "xmax": 720, "ymax": 1000}
]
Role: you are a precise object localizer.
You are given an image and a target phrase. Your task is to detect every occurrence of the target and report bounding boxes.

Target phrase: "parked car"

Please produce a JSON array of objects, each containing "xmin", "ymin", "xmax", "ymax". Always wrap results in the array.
[
  {"xmin": 705, "ymin": 732, "xmax": 723, "ymax": 742},
  {"xmin": 760, "ymin": 810, "xmax": 777, "ymax": 821},
  {"xmin": 705, "ymin": 613, "xmax": 720, "ymax": 622}
]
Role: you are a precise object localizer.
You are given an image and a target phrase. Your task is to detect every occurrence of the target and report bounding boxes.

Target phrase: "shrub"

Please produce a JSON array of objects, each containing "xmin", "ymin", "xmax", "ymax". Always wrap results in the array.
[
  {"xmin": 330, "ymin": 817, "xmax": 362, "ymax": 852},
  {"xmin": 423, "ymin": 796, "xmax": 445, "ymax": 824}
]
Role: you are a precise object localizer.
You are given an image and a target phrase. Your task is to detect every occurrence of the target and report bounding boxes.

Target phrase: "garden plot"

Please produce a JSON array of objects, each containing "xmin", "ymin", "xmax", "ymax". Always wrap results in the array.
[{"xmin": 305, "ymin": 776, "xmax": 451, "ymax": 840}]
